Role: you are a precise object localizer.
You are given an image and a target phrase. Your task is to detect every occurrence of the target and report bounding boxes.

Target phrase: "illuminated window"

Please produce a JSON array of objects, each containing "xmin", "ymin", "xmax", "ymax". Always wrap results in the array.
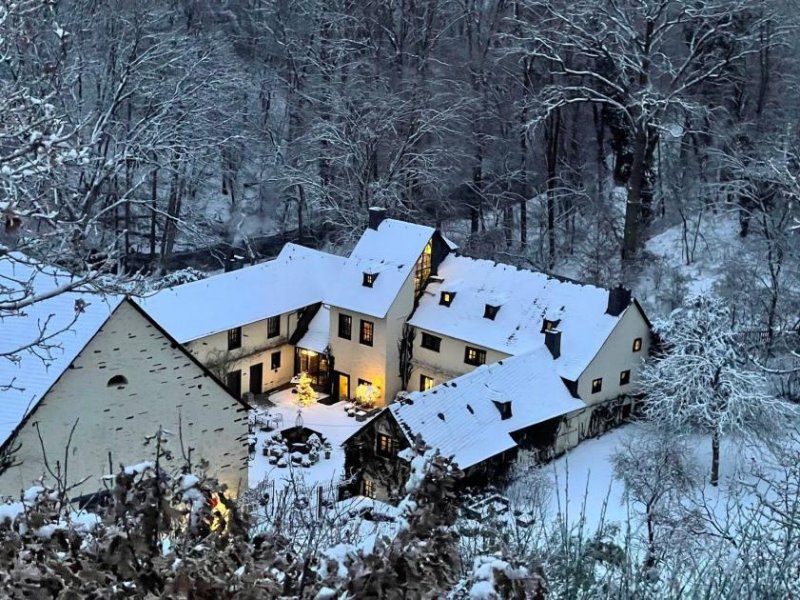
[
  {"xmin": 543, "ymin": 319, "xmax": 559, "ymax": 332},
  {"xmin": 464, "ymin": 346, "xmax": 486, "ymax": 366},
  {"xmin": 632, "ymin": 337, "xmax": 643, "ymax": 352},
  {"xmin": 414, "ymin": 241, "xmax": 433, "ymax": 297},
  {"xmin": 484, "ymin": 304, "xmax": 500, "ymax": 320},
  {"xmin": 591, "ymin": 378, "xmax": 603, "ymax": 394},
  {"xmin": 420, "ymin": 374, "xmax": 434, "ymax": 391},
  {"xmin": 271, "ymin": 350, "xmax": 281, "ymax": 370},
  {"xmin": 267, "ymin": 316, "xmax": 280, "ymax": 338},
  {"xmin": 421, "ymin": 332, "xmax": 441, "ymax": 352},
  {"xmin": 338, "ymin": 314, "xmax": 352, "ymax": 340},
  {"xmin": 362, "ymin": 272, "xmax": 378, "ymax": 287},
  {"xmin": 620, "ymin": 370, "xmax": 631, "ymax": 386},
  {"xmin": 363, "ymin": 478, "xmax": 376, "ymax": 498},
  {"xmin": 376, "ymin": 433, "xmax": 398, "ymax": 458},
  {"xmin": 227, "ymin": 327, "xmax": 242, "ymax": 350},
  {"xmin": 107, "ymin": 375, "xmax": 128, "ymax": 388},
  {"xmin": 359, "ymin": 320, "xmax": 374, "ymax": 346},
  {"xmin": 440, "ymin": 291, "xmax": 455, "ymax": 306}
]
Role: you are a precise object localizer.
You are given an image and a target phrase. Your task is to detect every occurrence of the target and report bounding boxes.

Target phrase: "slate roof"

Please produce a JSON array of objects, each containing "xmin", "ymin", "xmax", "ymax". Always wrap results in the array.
[
  {"xmin": 324, "ymin": 219, "xmax": 434, "ymax": 318},
  {"xmin": 137, "ymin": 244, "xmax": 345, "ymax": 343},
  {"xmin": 387, "ymin": 348, "xmax": 586, "ymax": 470},
  {"xmin": 0, "ymin": 254, "xmax": 123, "ymax": 446},
  {"xmin": 408, "ymin": 254, "xmax": 629, "ymax": 380}
]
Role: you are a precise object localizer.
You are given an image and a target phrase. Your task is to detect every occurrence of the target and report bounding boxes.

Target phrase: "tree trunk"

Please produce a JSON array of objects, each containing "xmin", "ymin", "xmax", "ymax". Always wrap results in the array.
[
  {"xmin": 544, "ymin": 109, "xmax": 561, "ymax": 269},
  {"xmin": 622, "ymin": 125, "xmax": 648, "ymax": 260},
  {"xmin": 710, "ymin": 428, "xmax": 720, "ymax": 487}
]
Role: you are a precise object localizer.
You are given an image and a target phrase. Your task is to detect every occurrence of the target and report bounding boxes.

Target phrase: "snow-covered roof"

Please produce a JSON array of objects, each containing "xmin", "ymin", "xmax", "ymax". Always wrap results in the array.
[
  {"xmin": 0, "ymin": 254, "xmax": 123, "ymax": 446},
  {"xmin": 137, "ymin": 244, "xmax": 346, "ymax": 343},
  {"xmin": 296, "ymin": 306, "xmax": 330, "ymax": 353},
  {"xmin": 388, "ymin": 348, "xmax": 586, "ymax": 470},
  {"xmin": 408, "ymin": 254, "xmax": 628, "ymax": 380},
  {"xmin": 324, "ymin": 219, "xmax": 434, "ymax": 318}
]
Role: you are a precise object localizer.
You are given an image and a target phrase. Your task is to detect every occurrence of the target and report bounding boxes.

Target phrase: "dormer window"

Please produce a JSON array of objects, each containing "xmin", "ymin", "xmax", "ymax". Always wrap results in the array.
[
  {"xmin": 440, "ymin": 291, "xmax": 455, "ymax": 306},
  {"xmin": 484, "ymin": 304, "xmax": 500, "ymax": 320},
  {"xmin": 363, "ymin": 272, "xmax": 378, "ymax": 287},
  {"xmin": 492, "ymin": 400, "xmax": 512, "ymax": 420}
]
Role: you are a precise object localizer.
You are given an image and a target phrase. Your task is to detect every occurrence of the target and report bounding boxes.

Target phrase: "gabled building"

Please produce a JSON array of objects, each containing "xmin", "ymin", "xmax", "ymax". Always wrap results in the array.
[{"xmin": 0, "ymin": 255, "xmax": 249, "ymax": 498}]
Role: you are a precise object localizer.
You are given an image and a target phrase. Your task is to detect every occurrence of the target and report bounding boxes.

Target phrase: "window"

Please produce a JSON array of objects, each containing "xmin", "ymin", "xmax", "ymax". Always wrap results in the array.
[
  {"xmin": 414, "ymin": 241, "xmax": 433, "ymax": 296},
  {"xmin": 420, "ymin": 374, "xmax": 434, "ymax": 391},
  {"xmin": 359, "ymin": 320, "xmax": 374, "ymax": 346},
  {"xmin": 542, "ymin": 319, "xmax": 559, "ymax": 332},
  {"xmin": 376, "ymin": 433, "xmax": 398, "ymax": 458},
  {"xmin": 620, "ymin": 370, "xmax": 631, "ymax": 386},
  {"xmin": 420, "ymin": 332, "xmax": 441, "ymax": 352},
  {"xmin": 632, "ymin": 337, "xmax": 643, "ymax": 352},
  {"xmin": 362, "ymin": 272, "xmax": 378, "ymax": 287},
  {"xmin": 363, "ymin": 478, "xmax": 376, "ymax": 499},
  {"xmin": 591, "ymin": 378, "xmax": 603, "ymax": 394},
  {"xmin": 107, "ymin": 375, "xmax": 128, "ymax": 388},
  {"xmin": 267, "ymin": 316, "xmax": 280, "ymax": 338},
  {"xmin": 338, "ymin": 314, "xmax": 352, "ymax": 340},
  {"xmin": 271, "ymin": 350, "xmax": 281, "ymax": 370},
  {"xmin": 440, "ymin": 291, "xmax": 455, "ymax": 306},
  {"xmin": 358, "ymin": 378, "xmax": 372, "ymax": 388},
  {"xmin": 227, "ymin": 327, "xmax": 242, "ymax": 350},
  {"xmin": 464, "ymin": 346, "xmax": 486, "ymax": 366},
  {"xmin": 484, "ymin": 304, "xmax": 500, "ymax": 320}
]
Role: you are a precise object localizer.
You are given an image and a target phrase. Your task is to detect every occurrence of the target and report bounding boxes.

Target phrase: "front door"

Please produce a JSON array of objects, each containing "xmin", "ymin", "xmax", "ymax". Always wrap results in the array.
[
  {"xmin": 337, "ymin": 372, "xmax": 350, "ymax": 402},
  {"xmin": 250, "ymin": 363, "xmax": 263, "ymax": 394},
  {"xmin": 226, "ymin": 369, "xmax": 242, "ymax": 398}
]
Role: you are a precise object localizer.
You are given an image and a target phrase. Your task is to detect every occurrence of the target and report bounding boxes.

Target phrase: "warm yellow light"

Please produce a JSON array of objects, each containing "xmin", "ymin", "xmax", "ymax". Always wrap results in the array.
[{"xmin": 355, "ymin": 383, "xmax": 381, "ymax": 408}]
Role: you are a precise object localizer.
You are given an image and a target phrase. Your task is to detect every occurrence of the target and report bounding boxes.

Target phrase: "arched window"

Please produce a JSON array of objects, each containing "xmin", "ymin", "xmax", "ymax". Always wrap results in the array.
[{"xmin": 107, "ymin": 375, "xmax": 128, "ymax": 388}]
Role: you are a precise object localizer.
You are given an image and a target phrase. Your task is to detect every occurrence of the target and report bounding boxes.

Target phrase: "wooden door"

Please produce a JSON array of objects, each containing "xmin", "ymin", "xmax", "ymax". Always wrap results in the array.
[
  {"xmin": 249, "ymin": 363, "xmax": 263, "ymax": 394},
  {"xmin": 226, "ymin": 369, "xmax": 242, "ymax": 398}
]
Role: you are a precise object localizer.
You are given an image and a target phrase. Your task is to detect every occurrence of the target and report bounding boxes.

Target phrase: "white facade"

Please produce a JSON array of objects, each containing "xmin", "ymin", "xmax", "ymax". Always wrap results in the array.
[{"xmin": 0, "ymin": 301, "xmax": 249, "ymax": 498}]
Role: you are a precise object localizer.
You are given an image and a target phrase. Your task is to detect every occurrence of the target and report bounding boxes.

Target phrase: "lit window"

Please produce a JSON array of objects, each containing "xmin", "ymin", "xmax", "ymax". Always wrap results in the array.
[
  {"xmin": 420, "ymin": 374, "xmax": 434, "ymax": 391},
  {"xmin": 376, "ymin": 433, "xmax": 398, "ymax": 458},
  {"xmin": 338, "ymin": 314, "xmax": 352, "ymax": 340},
  {"xmin": 359, "ymin": 320, "xmax": 374, "ymax": 346},
  {"xmin": 363, "ymin": 479, "xmax": 376, "ymax": 498},
  {"xmin": 267, "ymin": 316, "xmax": 280, "ymax": 338},
  {"xmin": 464, "ymin": 346, "xmax": 486, "ymax": 366},
  {"xmin": 543, "ymin": 319, "xmax": 559, "ymax": 332},
  {"xmin": 484, "ymin": 304, "xmax": 500, "ymax": 320},
  {"xmin": 414, "ymin": 241, "xmax": 433, "ymax": 297},
  {"xmin": 107, "ymin": 375, "xmax": 128, "ymax": 388},
  {"xmin": 591, "ymin": 378, "xmax": 603, "ymax": 394},
  {"xmin": 632, "ymin": 337, "xmax": 643, "ymax": 352},
  {"xmin": 271, "ymin": 350, "xmax": 281, "ymax": 370},
  {"xmin": 421, "ymin": 332, "xmax": 441, "ymax": 352},
  {"xmin": 440, "ymin": 291, "xmax": 455, "ymax": 306},
  {"xmin": 227, "ymin": 327, "xmax": 242, "ymax": 350},
  {"xmin": 363, "ymin": 272, "xmax": 379, "ymax": 287},
  {"xmin": 620, "ymin": 370, "xmax": 631, "ymax": 386}
]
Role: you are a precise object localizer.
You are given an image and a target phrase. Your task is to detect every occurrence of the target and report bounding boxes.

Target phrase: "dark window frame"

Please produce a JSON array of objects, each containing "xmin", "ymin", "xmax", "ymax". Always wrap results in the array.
[
  {"xmin": 420, "ymin": 332, "xmax": 441, "ymax": 352},
  {"xmin": 271, "ymin": 350, "xmax": 281, "ymax": 370},
  {"xmin": 484, "ymin": 304, "xmax": 500, "ymax": 320},
  {"xmin": 620, "ymin": 370, "xmax": 631, "ymax": 386},
  {"xmin": 362, "ymin": 272, "xmax": 378, "ymax": 287},
  {"xmin": 632, "ymin": 337, "xmax": 643, "ymax": 352},
  {"xmin": 363, "ymin": 478, "xmax": 376, "ymax": 498},
  {"xmin": 267, "ymin": 315, "xmax": 280, "ymax": 338},
  {"xmin": 359, "ymin": 320, "xmax": 374, "ymax": 346},
  {"xmin": 440, "ymin": 291, "xmax": 455, "ymax": 306},
  {"xmin": 227, "ymin": 327, "xmax": 242, "ymax": 350},
  {"xmin": 591, "ymin": 378, "xmax": 603, "ymax": 394},
  {"xmin": 338, "ymin": 314, "xmax": 352, "ymax": 340},
  {"xmin": 464, "ymin": 346, "xmax": 487, "ymax": 366}
]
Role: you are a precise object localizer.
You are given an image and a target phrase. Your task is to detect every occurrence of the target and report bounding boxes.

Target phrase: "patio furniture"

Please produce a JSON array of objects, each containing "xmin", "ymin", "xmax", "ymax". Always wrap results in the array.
[
  {"xmin": 269, "ymin": 413, "xmax": 284, "ymax": 430},
  {"xmin": 291, "ymin": 452, "xmax": 304, "ymax": 465}
]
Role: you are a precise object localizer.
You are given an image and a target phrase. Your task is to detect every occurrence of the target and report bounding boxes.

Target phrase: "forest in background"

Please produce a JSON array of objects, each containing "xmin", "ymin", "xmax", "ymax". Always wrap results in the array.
[{"xmin": 3, "ymin": 1, "xmax": 799, "ymax": 301}]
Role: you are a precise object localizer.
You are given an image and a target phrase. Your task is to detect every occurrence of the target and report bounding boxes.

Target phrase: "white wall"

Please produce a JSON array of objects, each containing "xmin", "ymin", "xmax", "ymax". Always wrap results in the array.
[
  {"xmin": 0, "ymin": 301, "xmax": 250, "ymax": 498},
  {"xmin": 576, "ymin": 305, "xmax": 651, "ymax": 403}
]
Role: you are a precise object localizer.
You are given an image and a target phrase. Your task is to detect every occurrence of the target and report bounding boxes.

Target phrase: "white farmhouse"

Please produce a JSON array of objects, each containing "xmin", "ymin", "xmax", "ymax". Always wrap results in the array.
[{"xmin": 0, "ymin": 256, "xmax": 249, "ymax": 498}]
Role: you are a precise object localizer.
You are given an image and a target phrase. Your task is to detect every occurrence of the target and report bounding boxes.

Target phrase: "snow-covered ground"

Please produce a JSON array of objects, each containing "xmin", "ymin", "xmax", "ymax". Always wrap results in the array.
[{"xmin": 248, "ymin": 388, "xmax": 366, "ymax": 493}]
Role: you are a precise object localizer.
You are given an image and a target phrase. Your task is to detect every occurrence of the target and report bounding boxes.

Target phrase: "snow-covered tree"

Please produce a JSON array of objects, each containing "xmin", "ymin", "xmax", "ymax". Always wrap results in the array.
[{"xmin": 642, "ymin": 295, "xmax": 793, "ymax": 486}]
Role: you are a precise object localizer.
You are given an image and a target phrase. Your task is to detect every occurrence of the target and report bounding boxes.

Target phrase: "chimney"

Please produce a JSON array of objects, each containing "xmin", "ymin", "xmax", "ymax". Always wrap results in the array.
[
  {"xmin": 544, "ymin": 329, "xmax": 561, "ymax": 360},
  {"xmin": 606, "ymin": 285, "xmax": 632, "ymax": 316},
  {"xmin": 368, "ymin": 206, "xmax": 387, "ymax": 230}
]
